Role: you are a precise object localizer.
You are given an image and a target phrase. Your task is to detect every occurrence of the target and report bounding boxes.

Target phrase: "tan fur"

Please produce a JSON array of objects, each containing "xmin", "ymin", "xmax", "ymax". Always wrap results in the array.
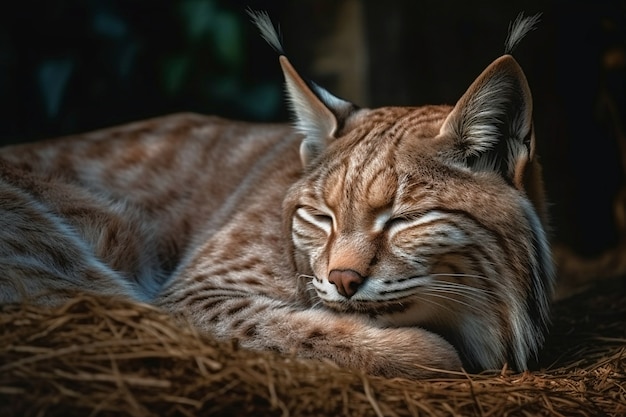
[{"xmin": 0, "ymin": 13, "xmax": 553, "ymax": 378}]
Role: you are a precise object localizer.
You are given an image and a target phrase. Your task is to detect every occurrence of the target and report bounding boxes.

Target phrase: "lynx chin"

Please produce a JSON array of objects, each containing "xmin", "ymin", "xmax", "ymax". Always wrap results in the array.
[{"xmin": 0, "ymin": 11, "xmax": 553, "ymax": 379}]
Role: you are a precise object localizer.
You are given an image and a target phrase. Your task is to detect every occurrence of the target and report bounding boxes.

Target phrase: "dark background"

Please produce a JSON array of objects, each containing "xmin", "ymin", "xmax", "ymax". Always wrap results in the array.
[{"xmin": 0, "ymin": 0, "xmax": 624, "ymax": 259}]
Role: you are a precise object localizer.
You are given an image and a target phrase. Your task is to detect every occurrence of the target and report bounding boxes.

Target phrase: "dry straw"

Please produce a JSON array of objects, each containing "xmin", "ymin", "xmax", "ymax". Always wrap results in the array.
[{"xmin": 1, "ymin": 277, "xmax": 624, "ymax": 417}]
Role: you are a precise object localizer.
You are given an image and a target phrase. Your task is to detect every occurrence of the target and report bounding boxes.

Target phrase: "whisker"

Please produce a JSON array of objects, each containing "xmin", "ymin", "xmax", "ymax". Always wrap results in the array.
[
  {"xmin": 428, "ymin": 281, "xmax": 497, "ymax": 297},
  {"xmin": 426, "ymin": 287, "xmax": 490, "ymax": 302},
  {"xmin": 425, "ymin": 281, "xmax": 496, "ymax": 314},
  {"xmin": 429, "ymin": 272, "xmax": 492, "ymax": 281},
  {"xmin": 297, "ymin": 274, "xmax": 315, "ymax": 280},
  {"xmin": 410, "ymin": 294, "xmax": 458, "ymax": 315},
  {"xmin": 421, "ymin": 290, "xmax": 491, "ymax": 315}
]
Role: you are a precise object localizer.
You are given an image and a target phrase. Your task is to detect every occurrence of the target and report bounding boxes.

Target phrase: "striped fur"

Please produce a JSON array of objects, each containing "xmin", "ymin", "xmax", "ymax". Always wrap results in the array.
[{"xmin": 0, "ymin": 13, "xmax": 553, "ymax": 377}]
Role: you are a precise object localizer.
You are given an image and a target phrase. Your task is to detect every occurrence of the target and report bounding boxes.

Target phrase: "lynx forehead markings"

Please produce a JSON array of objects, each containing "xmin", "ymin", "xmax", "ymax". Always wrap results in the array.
[{"xmin": 0, "ymin": 11, "xmax": 553, "ymax": 379}]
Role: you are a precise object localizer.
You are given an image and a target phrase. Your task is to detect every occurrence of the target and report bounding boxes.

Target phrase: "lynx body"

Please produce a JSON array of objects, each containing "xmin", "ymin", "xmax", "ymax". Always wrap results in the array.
[{"xmin": 0, "ymin": 13, "xmax": 553, "ymax": 378}]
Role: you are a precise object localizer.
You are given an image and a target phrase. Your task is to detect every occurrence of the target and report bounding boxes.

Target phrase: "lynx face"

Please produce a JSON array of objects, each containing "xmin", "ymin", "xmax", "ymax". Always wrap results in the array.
[
  {"xmin": 285, "ymin": 104, "xmax": 552, "ymax": 369},
  {"xmin": 266, "ymin": 19, "xmax": 555, "ymax": 368}
]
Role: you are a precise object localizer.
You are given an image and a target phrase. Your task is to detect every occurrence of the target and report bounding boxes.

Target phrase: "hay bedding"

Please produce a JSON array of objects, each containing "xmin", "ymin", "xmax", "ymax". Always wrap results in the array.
[{"xmin": 0, "ymin": 278, "xmax": 624, "ymax": 417}]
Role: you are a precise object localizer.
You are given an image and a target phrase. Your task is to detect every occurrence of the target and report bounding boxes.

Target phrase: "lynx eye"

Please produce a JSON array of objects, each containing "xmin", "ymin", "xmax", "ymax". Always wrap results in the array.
[
  {"xmin": 373, "ymin": 209, "xmax": 411, "ymax": 233},
  {"xmin": 386, "ymin": 217, "xmax": 409, "ymax": 228},
  {"xmin": 383, "ymin": 211, "xmax": 429, "ymax": 233},
  {"xmin": 295, "ymin": 206, "xmax": 334, "ymax": 233}
]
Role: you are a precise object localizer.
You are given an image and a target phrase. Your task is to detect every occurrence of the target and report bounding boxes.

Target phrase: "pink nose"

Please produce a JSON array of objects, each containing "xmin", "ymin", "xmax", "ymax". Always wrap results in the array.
[{"xmin": 328, "ymin": 269, "xmax": 365, "ymax": 298}]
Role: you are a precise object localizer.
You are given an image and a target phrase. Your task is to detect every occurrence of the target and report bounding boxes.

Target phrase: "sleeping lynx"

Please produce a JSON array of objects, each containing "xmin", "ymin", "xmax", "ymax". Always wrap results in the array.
[{"xmin": 0, "ymin": 12, "xmax": 553, "ymax": 378}]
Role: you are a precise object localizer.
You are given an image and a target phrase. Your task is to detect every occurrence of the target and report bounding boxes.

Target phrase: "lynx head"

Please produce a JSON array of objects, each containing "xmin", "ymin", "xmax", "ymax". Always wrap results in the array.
[{"xmin": 251, "ymin": 11, "xmax": 554, "ymax": 372}]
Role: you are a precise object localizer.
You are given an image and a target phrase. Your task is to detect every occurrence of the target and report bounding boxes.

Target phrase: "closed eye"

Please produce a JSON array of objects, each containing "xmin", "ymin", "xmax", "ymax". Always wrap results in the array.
[
  {"xmin": 374, "ymin": 209, "xmax": 423, "ymax": 232},
  {"xmin": 385, "ymin": 217, "xmax": 409, "ymax": 229},
  {"xmin": 384, "ymin": 210, "xmax": 432, "ymax": 233},
  {"xmin": 385, "ymin": 212, "xmax": 424, "ymax": 229},
  {"xmin": 312, "ymin": 213, "xmax": 332, "ymax": 223},
  {"xmin": 295, "ymin": 206, "xmax": 334, "ymax": 233}
]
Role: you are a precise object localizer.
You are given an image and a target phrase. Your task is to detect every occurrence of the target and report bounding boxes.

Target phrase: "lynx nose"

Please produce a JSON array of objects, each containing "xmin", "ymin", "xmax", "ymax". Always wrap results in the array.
[{"xmin": 328, "ymin": 269, "xmax": 365, "ymax": 298}]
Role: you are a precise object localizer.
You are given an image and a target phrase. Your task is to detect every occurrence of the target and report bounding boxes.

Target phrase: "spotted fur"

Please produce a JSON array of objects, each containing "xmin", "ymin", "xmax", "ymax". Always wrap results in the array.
[{"xmin": 0, "ymin": 12, "xmax": 552, "ymax": 377}]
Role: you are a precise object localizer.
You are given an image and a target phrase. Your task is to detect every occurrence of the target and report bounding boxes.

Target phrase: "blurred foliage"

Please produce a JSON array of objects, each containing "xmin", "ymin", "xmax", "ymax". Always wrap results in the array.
[{"xmin": 0, "ymin": 0, "xmax": 286, "ymax": 144}]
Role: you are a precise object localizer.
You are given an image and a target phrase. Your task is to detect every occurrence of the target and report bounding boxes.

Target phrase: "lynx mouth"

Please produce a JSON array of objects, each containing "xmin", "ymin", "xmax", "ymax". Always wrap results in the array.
[{"xmin": 321, "ymin": 298, "xmax": 414, "ymax": 317}]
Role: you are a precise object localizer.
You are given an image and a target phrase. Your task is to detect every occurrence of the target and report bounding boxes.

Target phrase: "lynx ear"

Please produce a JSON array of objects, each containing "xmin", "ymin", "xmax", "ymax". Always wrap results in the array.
[
  {"xmin": 279, "ymin": 57, "xmax": 354, "ymax": 166},
  {"xmin": 248, "ymin": 9, "xmax": 354, "ymax": 167},
  {"xmin": 440, "ymin": 55, "xmax": 535, "ymax": 189}
]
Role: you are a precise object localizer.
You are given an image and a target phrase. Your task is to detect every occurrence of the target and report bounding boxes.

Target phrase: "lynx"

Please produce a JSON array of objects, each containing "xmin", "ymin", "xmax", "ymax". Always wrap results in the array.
[{"xmin": 0, "ymin": 12, "xmax": 553, "ymax": 378}]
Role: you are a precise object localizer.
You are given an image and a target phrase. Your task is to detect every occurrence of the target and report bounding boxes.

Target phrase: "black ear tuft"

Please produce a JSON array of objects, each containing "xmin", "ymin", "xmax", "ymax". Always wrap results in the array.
[
  {"xmin": 505, "ymin": 13, "xmax": 541, "ymax": 55},
  {"xmin": 249, "ymin": 10, "xmax": 356, "ymax": 167}
]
